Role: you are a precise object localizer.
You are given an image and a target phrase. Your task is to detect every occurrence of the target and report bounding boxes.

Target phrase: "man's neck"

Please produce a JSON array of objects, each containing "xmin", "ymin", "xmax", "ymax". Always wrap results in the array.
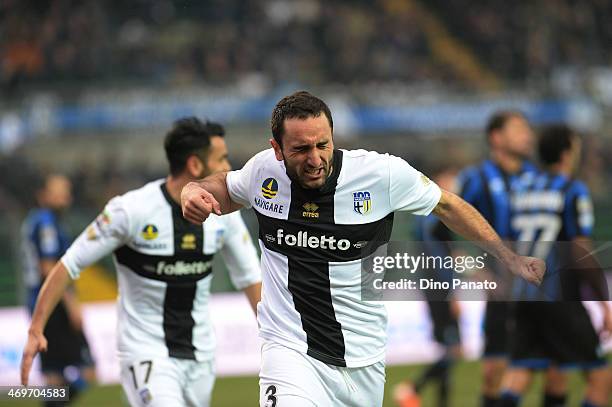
[
  {"xmin": 165, "ymin": 174, "xmax": 191, "ymax": 205},
  {"xmin": 548, "ymin": 162, "xmax": 572, "ymax": 177},
  {"xmin": 490, "ymin": 150, "xmax": 523, "ymax": 174}
]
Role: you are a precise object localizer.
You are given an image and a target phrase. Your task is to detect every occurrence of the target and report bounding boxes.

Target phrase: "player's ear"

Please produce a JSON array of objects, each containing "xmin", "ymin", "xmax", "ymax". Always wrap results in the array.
[
  {"xmin": 186, "ymin": 155, "xmax": 205, "ymax": 178},
  {"xmin": 560, "ymin": 148, "xmax": 573, "ymax": 167},
  {"xmin": 270, "ymin": 138, "xmax": 283, "ymax": 161}
]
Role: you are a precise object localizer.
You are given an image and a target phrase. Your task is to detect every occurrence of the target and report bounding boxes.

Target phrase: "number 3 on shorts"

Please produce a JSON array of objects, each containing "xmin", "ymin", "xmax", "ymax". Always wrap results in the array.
[{"xmin": 264, "ymin": 385, "xmax": 277, "ymax": 407}]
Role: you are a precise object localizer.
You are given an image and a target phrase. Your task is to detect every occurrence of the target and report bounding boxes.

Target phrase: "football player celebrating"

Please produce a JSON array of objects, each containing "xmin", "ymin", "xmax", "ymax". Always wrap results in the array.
[
  {"xmin": 22, "ymin": 118, "xmax": 262, "ymax": 407},
  {"xmin": 181, "ymin": 91, "xmax": 545, "ymax": 406}
]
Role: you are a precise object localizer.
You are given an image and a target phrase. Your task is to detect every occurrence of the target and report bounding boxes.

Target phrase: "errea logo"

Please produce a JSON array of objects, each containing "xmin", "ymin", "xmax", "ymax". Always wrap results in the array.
[
  {"xmin": 302, "ymin": 202, "xmax": 319, "ymax": 218},
  {"xmin": 181, "ymin": 234, "xmax": 196, "ymax": 250}
]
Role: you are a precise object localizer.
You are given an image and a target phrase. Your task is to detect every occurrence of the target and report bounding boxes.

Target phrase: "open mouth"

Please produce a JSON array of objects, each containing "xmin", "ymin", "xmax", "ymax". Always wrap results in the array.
[{"xmin": 304, "ymin": 167, "xmax": 323, "ymax": 179}]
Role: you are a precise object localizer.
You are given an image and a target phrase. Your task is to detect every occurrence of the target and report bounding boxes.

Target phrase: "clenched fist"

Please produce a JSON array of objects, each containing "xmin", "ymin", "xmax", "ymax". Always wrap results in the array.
[
  {"xmin": 181, "ymin": 182, "xmax": 222, "ymax": 224},
  {"xmin": 508, "ymin": 255, "xmax": 546, "ymax": 285}
]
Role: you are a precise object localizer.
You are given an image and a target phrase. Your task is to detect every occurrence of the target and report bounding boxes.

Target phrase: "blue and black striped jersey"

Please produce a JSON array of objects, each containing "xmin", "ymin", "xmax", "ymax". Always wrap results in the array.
[
  {"xmin": 414, "ymin": 214, "xmax": 454, "ymax": 300},
  {"xmin": 510, "ymin": 172, "xmax": 595, "ymax": 300},
  {"xmin": 511, "ymin": 172, "xmax": 593, "ymax": 242},
  {"xmin": 458, "ymin": 159, "xmax": 538, "ymax": 238},
  {"xmin": 20, "ymin": 208, "xmax": 71, "ymax": 311}
]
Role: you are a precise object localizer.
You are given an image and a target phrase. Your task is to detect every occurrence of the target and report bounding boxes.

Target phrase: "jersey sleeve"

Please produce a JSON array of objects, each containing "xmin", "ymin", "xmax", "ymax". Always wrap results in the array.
[
  {"xmin": 566, "ymin": 181, "xmax": 594, "ymax": 238},
  {"xmin": 35, "ymin": 217, "xmax": 62, "ymax": 260},
  {"xmin": 226, "ymin": 153, "xmax": 259, "ymax": 209},
  {"xmin": 388, "ymin": 155, "xmax": 442, "ymax": 215},
  {"xmin": 61, "ymin": 196, "xmax": 130, "ymax": 279},
  {"xmin": 219, "ymin": 211, "xmax": 261, "ymax": 290}
]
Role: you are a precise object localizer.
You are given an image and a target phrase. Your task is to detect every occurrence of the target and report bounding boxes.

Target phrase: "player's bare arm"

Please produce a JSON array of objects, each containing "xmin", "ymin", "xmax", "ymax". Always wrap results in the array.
[
  {"xmin": 39, "ymin": 259, "xmax": 56, "ymax": 278},
  {"xmin": 21, "ymin": 261, "xmax": 72, "ymax": 385},
  {"xmin": 181, "ymin": 172, "xmax": 242, "ymax": 224},
  {"xmin": 41, "ymin": 258, "xmax": 81, "ymax": 330},
  {"xmin": 433, "ymin": 189, "xmax": 545, "ymax": 285},
  {"xmin": 242, "ymin": 282, "xmax": 262, "ymax": 316},
  {"xmin": 61, "ymin": 287, "xmax": 83, "ymax": 331}
]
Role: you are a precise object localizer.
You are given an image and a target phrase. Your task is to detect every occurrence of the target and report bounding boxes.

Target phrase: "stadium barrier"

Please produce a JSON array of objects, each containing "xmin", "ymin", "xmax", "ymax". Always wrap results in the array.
[{"xmin": 0, "ymin": 91, "xmax": 601, "ymax": 152}]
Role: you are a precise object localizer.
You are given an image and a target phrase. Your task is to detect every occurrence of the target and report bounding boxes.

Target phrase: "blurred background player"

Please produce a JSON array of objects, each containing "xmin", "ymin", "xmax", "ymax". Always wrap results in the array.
[
  {"xmin": 20, "ymin": 173, "xmax": 96, "ymax": 406},
  {"xmin": 455, "ymin": 111, "xmax": 538, "ymax": 407},
  {"xmin": 21, "ymin": 117, "xmax": 262, "ymax": 406},
  {"xmin": 394, "ymin": 165, "xmax": 463, "ymax": 407},
  {"xmin": 500, "ymin": 124, "xmax": 612, "ymax": 407}
]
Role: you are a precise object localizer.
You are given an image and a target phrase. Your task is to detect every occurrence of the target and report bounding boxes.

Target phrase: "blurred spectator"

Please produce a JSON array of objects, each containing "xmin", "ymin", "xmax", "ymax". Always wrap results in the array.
[
  {"xmin": 0, "ymin": 0, "xmax": 446, "ymax": 91},
  {"xmin": 427, "ymin": 0, "xmax": 612, "ymax": 84},
  {"xmin": 2, "ymin": 0, "xmax": 611, "ymax": 92}
]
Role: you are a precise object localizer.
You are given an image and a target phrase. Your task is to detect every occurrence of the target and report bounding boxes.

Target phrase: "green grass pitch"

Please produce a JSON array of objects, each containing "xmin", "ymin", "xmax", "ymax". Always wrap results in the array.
[{"xmin": 4, "ymin": 360, "xmax": 596, "ymax": 406}]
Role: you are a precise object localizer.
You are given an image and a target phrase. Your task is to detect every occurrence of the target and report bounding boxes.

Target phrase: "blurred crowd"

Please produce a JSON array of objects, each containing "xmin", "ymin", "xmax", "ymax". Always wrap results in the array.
[
  {"xmin": 0, "ymin": 0, "xmax": 447, "ymax": 92},
  {"xmin": 429, "ymin": 0, "xmax": 612, "ymax": 82},
  {"xmin": 2, "ymin": 0, "xmax": 611, "ymax": 93}
]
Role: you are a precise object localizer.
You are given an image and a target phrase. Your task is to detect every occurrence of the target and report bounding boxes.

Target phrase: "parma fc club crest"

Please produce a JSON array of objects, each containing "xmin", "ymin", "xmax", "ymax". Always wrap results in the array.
[
  {"xmin": 261, "ymin": 178, "xmax": 278, "ymax": 199},
  {"xmin": 353, "ymin": 191, "xmax": 372, "ymax": 215}
]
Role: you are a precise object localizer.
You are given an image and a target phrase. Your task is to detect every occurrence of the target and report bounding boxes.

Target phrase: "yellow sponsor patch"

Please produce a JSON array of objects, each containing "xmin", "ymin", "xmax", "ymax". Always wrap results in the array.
[{"xmin": 141, "ymin": 224, "xmax": 159, "ymax": 240}]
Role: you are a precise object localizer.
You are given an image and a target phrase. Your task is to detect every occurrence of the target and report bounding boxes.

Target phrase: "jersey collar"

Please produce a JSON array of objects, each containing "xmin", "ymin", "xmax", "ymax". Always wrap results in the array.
[{"xmin": 160, "ymin": 182, "xmax": 182, "ymax": 212}]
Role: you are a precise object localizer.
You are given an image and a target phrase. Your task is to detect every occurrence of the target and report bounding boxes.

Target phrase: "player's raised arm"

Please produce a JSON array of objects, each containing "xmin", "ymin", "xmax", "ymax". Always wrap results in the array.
[
  {"xmin": 433, "ymin": 189, "xmax": 545, "ymax": 285},
  {"xmin": 181, "ymin": 172, "xmax": 231, "ymax": 223},
  {"xmin": 182, "ymin": 150, "xmax": 261, "ymax": 224},
  {"xmin": 388, "ymin": 154, "xmax": 544, "ymax": 285},
  {"xmin": 181, "ymin": 171, "xmax": 247, "ymax": 224}
]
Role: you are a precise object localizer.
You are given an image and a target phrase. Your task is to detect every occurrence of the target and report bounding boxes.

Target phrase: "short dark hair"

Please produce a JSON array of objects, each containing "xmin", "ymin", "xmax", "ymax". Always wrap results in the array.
[
  {"xmin": 164, "ymin": 117, "xmax": 225, "ymax": 175},
  {"xmin": 485, "ymin": 110, "xmax": 525, "ymax": 142},
  {"xmin": 538, "ymin": 124, "xmax": 577, "ymax": 166},
  {"xmin": 34, "ymin": 172, "xmax": 60, "ymax": 194},
  {"xmin": 271, "ymin": 91, "xmax": 333, "ymax": 146}
]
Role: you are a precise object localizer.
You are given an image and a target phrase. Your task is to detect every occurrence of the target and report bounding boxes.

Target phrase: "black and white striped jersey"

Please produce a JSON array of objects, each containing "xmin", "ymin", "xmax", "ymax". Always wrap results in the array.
[
  {"xmin": 61, "ymin": 179, "xmax": 261, "ymax": 362},
  {"xmin": 227, "ymin": 148, "xmax": 441, "ymax": 367}
]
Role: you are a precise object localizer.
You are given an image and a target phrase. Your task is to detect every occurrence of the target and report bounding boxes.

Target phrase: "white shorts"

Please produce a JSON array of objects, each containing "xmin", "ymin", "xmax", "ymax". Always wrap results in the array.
[
  {"xmin": 259, "ymin": 342, "xmax": 385, "ymax": 407},
  {"xmin": 120, "ymin": 356, "xmax": 215, "ymax": 407}
]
